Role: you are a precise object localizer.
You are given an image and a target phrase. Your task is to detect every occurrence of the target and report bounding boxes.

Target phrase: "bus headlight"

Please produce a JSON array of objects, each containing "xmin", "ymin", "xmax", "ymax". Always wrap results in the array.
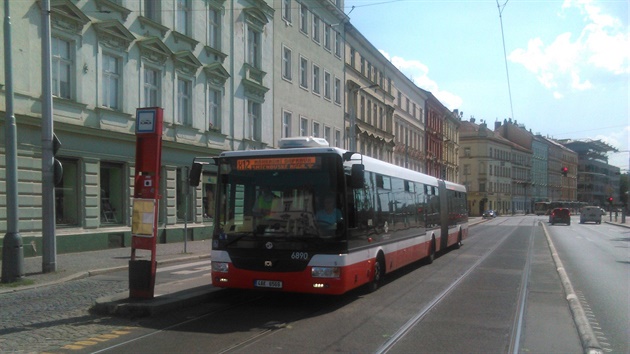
[
  {"xmin": 311, "ymin": 266, "xmax": 340, "ymax": 278},
  {"xmin": 211, "ymin": 262, "xmax": 229, "ymax": 273}
]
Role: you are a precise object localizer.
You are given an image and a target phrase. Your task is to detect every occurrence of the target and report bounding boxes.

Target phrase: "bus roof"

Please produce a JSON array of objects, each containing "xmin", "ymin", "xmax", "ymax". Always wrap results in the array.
[
  {"xmin": 217, "ymin": 143, "xmax": 464, "ymax": 191},
  {"xmin": 218, "ymin": 146, "xmax": 345, "ymax": 158}
]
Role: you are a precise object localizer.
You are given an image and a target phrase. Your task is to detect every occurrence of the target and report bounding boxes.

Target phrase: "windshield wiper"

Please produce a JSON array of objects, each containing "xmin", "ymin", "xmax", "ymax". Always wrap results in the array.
[{"xmin": 225, "ymin": 232, "xmax": 253, "ymax": 247}]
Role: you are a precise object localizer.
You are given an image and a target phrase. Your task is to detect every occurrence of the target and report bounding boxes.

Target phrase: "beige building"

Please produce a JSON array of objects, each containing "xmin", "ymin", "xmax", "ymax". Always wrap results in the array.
[
  {"xmin": 459, "ymin": 119, "xmax": 518, "ymax": 216},
  {"xmin": 344, "ymin": 23, "xmax": 431, "ymax": 174},
  {"xmin": 443, "ymin": 110, "xmax": 461, "ymax": 182},
  {"xmin": 343, "ymin": 23, "xmax": 395, "ymax": 160},
  {"xmin": 544, "ymin": 137, "xmax": 578, "ymax": 202},
  {"xmin": 391, "ymin": 73, "xmax": 428, "ymax": 173}
]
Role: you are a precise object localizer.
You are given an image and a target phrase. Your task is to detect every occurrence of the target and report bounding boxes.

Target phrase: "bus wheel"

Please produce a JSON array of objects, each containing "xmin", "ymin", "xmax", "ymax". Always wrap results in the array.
[
  {"xmin": 426, "ymin": 238, "xmax": 436, "ymax": 264},
  {"xmin": 367, "ymin": 254, "xmax": 384, "ymax": 293},
  {"xmin": 453, "ymin": 232, "xmax": 462, "ymax": 249}
]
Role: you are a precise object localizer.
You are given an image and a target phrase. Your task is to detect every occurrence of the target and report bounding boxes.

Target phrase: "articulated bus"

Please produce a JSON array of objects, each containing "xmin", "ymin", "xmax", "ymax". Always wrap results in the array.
[{"xmin": 189, "ymin": 137, "xmax": 469, "ymax": 295}]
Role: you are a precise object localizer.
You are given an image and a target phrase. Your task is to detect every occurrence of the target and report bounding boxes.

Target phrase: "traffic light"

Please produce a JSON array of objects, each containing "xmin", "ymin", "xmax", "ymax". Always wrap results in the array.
[
  {"xmin": 53, "ymin": 133, "xmax": 63, "ymax": 185},
  {"xmin": 608, "ymin": 196, "xmax": 613, "ymax": 205},
  {"xmin": 561, "ymin": 167, "xmax": 568, "ymax": 176}
]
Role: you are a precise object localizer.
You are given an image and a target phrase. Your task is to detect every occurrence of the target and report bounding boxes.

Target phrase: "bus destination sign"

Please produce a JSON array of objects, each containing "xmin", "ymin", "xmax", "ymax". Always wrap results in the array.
[{"xmin": 236, "ymin": 157, "xmax": 320, "ymax": 171}]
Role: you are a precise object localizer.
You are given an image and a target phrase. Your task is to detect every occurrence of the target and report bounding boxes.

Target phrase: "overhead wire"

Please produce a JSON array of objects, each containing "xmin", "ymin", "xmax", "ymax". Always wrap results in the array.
[{"xmin": 497, "ymin": 0, "xmax": 515, "ymax": 121}]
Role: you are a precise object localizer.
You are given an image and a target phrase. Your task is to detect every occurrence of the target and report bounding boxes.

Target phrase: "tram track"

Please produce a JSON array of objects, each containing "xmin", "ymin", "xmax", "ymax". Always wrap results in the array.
[
  {"xmin": 375, "ymin": 217, "xmax": 538, "ymax": 354},
  {"xmin": 90, "ymin": 293, "xmax": 273, "ymax": 354},
  {"xmin": 215, "ymin": 217, "xmax": 538, "ymax": 354},
  {"xmin": 374, "ymin": 217, "xmax": 533, "ymax": 353},
  {"xmin": 89, "ymin": 217, "xmax": 553, "ymax": 354}
]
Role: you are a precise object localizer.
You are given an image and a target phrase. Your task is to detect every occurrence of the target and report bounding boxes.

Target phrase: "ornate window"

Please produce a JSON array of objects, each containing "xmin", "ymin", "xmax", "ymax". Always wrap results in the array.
[
  {"xmin": 300, "ymin": 117, "xmax": 309, "ymax": 136},
  {"xmin": 208, "ymin": 5, "xmax": 221, "ymax": 49},
  {"xmin": 323, "ymin": 71, "xmax": 331, "ymax": 100},
  {"xmin": 300, "ymin": 56, "xmax": 308, "ymax": 88},
  {"xmin": 282, "ymin": 111, "xmax": 292, "ymax": 138},
  {"xmin": 282, "ymin": 0, "xmax": 291, "ymax": 22},
  {"xmin": 247, "ymin": 100, "xmax": 261, "ymax": 141},
  {"xmin": 312, "ymin": 15, "xmax": 321, "ymax": 43},
  {"xmin": 299, "ymin": 3, "xmax": 309, "ymax": 34},
  {"xmin": 102, "ymin": 54, "xmax": 120, "ymax": 109},
  {"xmin": 177, "ymin": 78, "xmax": 192, "ymax": 126},
  {"xmin": 208, "ymin": 88, "xmax": 221, "ymax": 131},
  {"xmin": 144, "ymin": 0, "xmax": 160, "ymax": 22},
  {"xmin": 248, "ymin": 28, "xmax": 261, "ymax": 68},
  {"xmin": 144, "ymin": 67, "xmax": 160, "ymax": 107},
  {"xmin": 52, "ymin": 37, "xmax": 73, "ymax": 99},
  {"xmin": 312, "ymin": 64, "xmax": 320, "ymax": 94},
  {"xmin": 176, "ymin": 0, "xmax": 192, "ymax": 36},
  {"xmin": 282, "ymin": 46, "xmax": 292, "ymax": 80}
]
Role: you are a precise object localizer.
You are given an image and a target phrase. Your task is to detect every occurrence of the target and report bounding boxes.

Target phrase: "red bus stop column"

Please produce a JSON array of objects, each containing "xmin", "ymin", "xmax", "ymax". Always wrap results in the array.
[{"xmin": 129, "ymin": 107, "xmax": 163, "ymax": 299}]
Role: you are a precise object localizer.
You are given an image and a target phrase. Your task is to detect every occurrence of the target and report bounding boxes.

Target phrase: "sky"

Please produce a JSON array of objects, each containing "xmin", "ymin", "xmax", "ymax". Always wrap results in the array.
[{"xmin": 343, "ymin": 0, "xmax": 629, "ymax": 171}]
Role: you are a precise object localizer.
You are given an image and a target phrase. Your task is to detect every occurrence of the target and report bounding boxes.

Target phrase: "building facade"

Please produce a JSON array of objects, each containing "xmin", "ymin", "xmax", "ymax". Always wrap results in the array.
[
  {"xmin": 0, "ymin": 0, "xmax": 472, "ymax": 258},
  {"xmin": 442, "ymin": 109, "xmax": 460, "ymax": 182},
  {"xmin": 531, "ymin": 136, "xmax": 549, "ymax": 203},
  {"xmin": 560, "ymin": 139, "xmax": 620, "ymax": 208},
  {"xmin": 459, "ymin": 119, "xmax": 515, "ymax": 215},
  {"xmin": 0, "ymin": 0, "xmax": 275, "ymax": 254},
  {"xmin": 344, "ymin": 23, "xmax": 395, "ymax": 161},
  {"xmin": 273, "ymin": 0, "xmax": 346, "ymax": 148},
  {"xmin": 544, "ymin": 137, "xmax": 578, "ymax": 203}
]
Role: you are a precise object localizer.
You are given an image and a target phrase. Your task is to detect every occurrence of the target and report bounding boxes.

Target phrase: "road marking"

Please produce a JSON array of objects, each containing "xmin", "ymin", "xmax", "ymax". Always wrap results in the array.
[
  {"xmin": 171, "ymin": 266, "xmax": 213, "ymax": 275},
  {"xmin": 60, "ymin": 327, "xmax": 136, "ymax": 351},
  {"xmin": 156, "ymin": 260, "xmax": 212, "ymax": 273}
]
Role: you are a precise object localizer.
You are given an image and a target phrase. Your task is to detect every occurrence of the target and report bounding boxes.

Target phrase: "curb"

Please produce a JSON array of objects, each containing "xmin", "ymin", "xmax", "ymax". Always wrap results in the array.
[
  {"xmin": 603, "ymin": 220, "xmax": 630, "ymax": 228},
  {"xmin": 0, "ymin": 254, "xmax": 210, "ymax": 295},
  {"xmin": 91, "ymin": 283, "xmax": 222, "ymax": 318},
  {"xmin": 540, "ymin": 222, "xmax": 603, "ymax": 354}
]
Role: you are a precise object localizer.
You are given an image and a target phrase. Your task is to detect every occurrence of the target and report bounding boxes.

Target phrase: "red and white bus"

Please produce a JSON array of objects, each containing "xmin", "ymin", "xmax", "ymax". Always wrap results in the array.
[{"xmin": 189, "ymin": 137, "xmax": 469, "ymax": 295}]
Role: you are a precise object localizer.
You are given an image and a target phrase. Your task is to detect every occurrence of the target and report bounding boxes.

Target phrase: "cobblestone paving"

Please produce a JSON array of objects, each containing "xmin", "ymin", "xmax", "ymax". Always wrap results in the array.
[{"xmin": 0, "ymin": 278, "xmax": 132, "ymax": 353}]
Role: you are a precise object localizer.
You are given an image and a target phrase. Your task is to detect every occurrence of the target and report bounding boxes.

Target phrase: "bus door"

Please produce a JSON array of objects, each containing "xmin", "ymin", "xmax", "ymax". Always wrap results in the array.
[{"xmin": 438, "ymin": 180, "xmax": 449, "ymax": 250}]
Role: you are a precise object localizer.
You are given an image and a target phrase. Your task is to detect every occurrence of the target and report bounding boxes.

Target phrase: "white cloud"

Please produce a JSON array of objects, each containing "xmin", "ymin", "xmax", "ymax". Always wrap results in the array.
[
  {"xmin": 509, "ymin": 0, "xmax": 629, "ymax": 96},
  {"xmin": 595, "ymin": 125, "xmax": 630, "ymax": 169},
  {"xmin": 380, "ymin": 50, "xmax": 463, "ymax": 110},
  {"xmin": 594, "ymin": 125, "xmax": 630, "ymax": 151}
]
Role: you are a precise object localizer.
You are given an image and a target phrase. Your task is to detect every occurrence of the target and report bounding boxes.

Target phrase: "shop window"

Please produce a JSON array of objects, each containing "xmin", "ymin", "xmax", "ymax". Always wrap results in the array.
[
  {"xmin": 177, "ymin": 167, "xmax": 194, "ymax": 222},
  {"xmin": 101, "ymin": 162, "xmax": 125, "ymax": 224},
  {"xmin": 55, "ymin": 158, "xmax": 80, "ymax": 226}
]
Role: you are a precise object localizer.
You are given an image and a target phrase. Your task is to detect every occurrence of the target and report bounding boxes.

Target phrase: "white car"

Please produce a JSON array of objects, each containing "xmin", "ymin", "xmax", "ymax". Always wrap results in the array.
[{"xmin": 580, "ymin": 206, "xmax": 603, "ymax": 224}]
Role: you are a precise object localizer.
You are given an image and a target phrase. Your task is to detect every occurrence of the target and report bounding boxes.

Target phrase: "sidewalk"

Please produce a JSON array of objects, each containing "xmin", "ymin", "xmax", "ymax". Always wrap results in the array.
[{"xmin": 0, "ymin": 239, "xmax": 212, "ymax": 295}]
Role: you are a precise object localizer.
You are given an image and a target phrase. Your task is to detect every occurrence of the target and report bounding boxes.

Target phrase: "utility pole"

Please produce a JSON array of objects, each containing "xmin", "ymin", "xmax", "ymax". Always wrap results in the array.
[
  {"xmin": 2, "ymin": 0, "xmax": 24, "ymax": 283},
  {"xmin": 41, "ymin": 0, "xmax": 57, "ymax": 273}
]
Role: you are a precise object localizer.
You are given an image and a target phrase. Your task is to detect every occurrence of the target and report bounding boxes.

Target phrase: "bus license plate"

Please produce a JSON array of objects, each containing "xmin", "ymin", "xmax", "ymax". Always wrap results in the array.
[{"xmin": 254, "ymin": 280, "xmax": 283, "ymax": 289}]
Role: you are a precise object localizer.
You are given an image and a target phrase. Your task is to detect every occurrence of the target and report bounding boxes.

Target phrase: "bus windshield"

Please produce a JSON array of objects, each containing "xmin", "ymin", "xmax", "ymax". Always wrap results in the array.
[{"xmin": 214, "ymin": 154, "xmax": 345, "ymax": 240}]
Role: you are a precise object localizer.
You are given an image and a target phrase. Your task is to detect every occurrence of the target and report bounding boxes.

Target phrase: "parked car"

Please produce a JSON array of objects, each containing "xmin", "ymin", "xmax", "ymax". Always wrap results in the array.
[
  {"xmin": 580, "ymin": 206, "xmax": 603, "ymax": 224},
  {"xmin": 482, "ymin": 210, "xmax": 497, "ymax": 218},
  {"xmin": 549, "ymin": 208, "xmax": 571, "ymax": 225}
]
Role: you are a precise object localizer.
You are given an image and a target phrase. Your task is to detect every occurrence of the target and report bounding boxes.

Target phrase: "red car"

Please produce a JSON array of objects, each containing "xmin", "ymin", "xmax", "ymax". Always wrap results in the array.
[{"xmin": 549, "ymin": 208, "xmax": 571, "ymax": 225}]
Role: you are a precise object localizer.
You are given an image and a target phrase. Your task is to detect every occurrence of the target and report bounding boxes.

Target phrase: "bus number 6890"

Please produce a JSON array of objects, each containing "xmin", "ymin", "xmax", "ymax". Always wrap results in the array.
[{"xmin": 291, "ymin": 252, "xmax": 309, "ymax": 260}]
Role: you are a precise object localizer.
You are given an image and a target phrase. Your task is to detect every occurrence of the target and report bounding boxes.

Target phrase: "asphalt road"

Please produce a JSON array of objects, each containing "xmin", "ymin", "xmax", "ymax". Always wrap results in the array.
[
  {"xmin": 546, "ymin": 216, "xmax": 630, "ymax": 353},
  {"xmin": 78, "ymin": 216, "xmax": 584, "ymax": 354}
]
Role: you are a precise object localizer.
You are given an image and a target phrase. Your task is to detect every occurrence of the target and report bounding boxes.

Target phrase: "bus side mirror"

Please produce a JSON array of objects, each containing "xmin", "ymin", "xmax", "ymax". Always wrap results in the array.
[
  {"xmin": 189, "ymin": 162, "xmax": 204, "ymax": 187},
  {"xmin": 350, "ymin": 164, "xmax": 364, "ymax": 189}
]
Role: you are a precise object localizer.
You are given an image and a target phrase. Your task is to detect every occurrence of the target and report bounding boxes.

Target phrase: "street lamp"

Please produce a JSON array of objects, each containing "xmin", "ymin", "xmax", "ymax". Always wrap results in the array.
[{"xmin": 348, "ymin": 83, "xmax": 378, "ymax": 151}]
